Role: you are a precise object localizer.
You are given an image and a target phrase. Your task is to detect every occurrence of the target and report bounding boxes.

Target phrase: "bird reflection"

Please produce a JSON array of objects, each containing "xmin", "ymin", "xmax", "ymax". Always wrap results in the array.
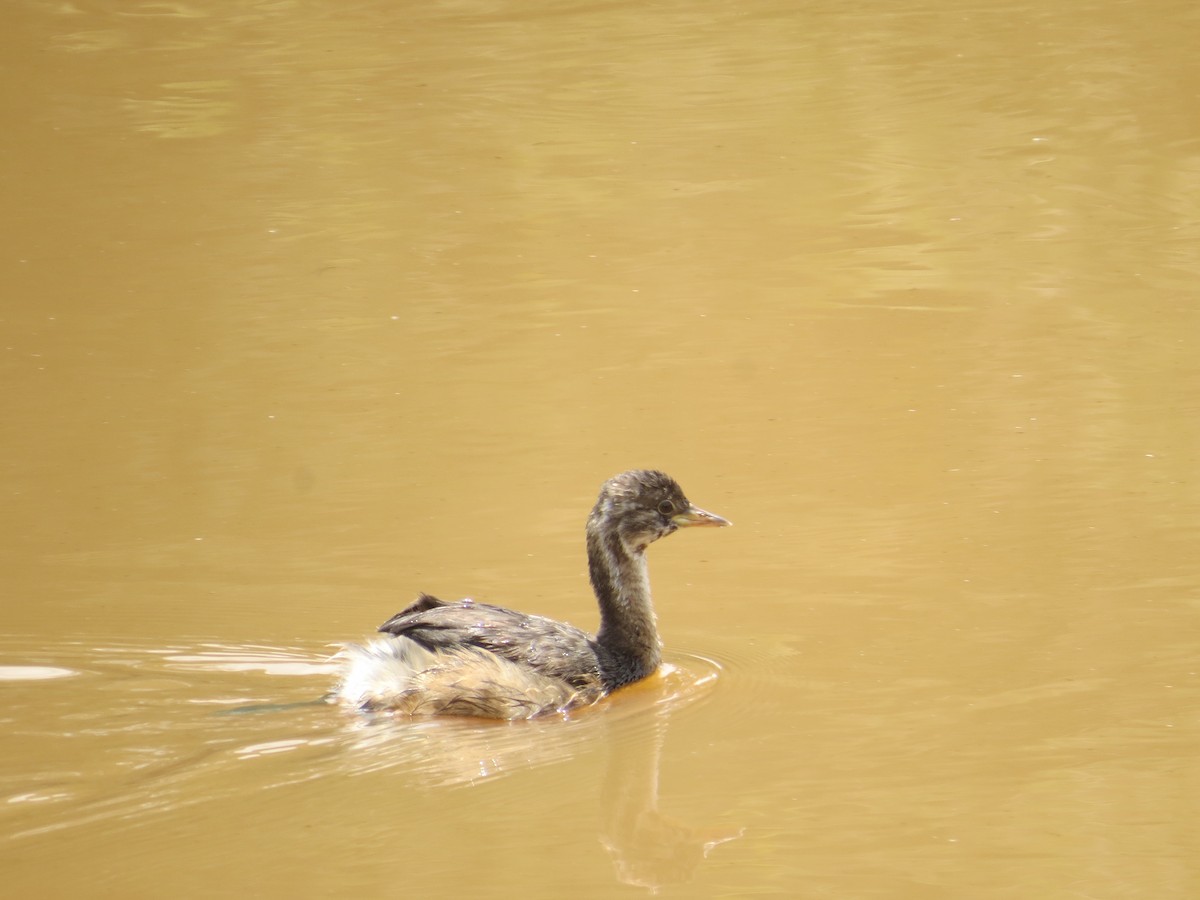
[
  {"xmin": 600, "ymin": 703, "xmax": 743, "ymax": 891},
  {"xmin": 336, "ymin": 656, "xmax": 742, "ymax": 890}
]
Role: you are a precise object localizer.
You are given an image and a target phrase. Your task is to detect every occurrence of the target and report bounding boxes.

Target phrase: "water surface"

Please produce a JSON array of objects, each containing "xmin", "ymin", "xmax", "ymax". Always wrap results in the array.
[{"xmin": 2, "ymin": 0, "xmax": 1199, "ymax": 896}]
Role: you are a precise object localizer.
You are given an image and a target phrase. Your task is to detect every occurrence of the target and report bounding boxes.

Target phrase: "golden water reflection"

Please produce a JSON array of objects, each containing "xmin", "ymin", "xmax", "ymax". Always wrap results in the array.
[
  {"xmin": 3, "ymin": 0, "xmax": 1199, "ymax": 895},
  {"xmin": 1, "ymin": 638, "xmax": 736, "ymax": 891}
]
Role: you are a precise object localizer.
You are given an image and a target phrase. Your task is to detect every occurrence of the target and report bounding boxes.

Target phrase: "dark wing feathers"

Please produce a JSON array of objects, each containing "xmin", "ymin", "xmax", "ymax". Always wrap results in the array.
[
  {"xmin": 377, "ymin": 592, "xmax": 447, "ymax": 630},
  {"xmin": 376, "ymin": 596, "xmax": 601, "ymax": 689}
]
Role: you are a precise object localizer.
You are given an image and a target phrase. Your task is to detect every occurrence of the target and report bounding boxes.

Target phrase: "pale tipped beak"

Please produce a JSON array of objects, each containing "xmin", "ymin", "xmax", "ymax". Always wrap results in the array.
[{"xmin": 672, "ymin": 505, "xmax": 731, "ymax": 528}]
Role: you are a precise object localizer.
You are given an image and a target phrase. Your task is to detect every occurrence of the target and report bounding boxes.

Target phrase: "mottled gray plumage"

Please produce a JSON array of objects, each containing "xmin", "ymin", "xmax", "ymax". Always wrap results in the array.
[
  {"xmin": 377, "ymin": 594, "xmax": 603, "ymax": 691},
  {"xmin": 334, "ymin": 470, "xmax": 729, "ymax": 718}
]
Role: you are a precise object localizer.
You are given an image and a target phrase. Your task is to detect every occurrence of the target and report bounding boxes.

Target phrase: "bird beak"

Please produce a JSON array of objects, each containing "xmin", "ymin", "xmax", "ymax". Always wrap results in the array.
[{"xmin": 672, "ymin": 505, "xmax": 731, "ymax": 528}]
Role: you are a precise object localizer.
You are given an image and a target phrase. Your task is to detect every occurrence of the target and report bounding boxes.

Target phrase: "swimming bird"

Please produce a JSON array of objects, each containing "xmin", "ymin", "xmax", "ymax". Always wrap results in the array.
[{"xmin": 334, "ymin": 470, "xmax": 729, "ymax": 718}]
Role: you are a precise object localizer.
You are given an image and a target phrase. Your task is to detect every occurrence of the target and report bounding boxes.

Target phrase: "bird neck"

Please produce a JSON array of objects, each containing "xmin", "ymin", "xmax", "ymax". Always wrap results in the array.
[{"xmin": 588, "ymin": 520, "xmax": 662, "ymax": 685}]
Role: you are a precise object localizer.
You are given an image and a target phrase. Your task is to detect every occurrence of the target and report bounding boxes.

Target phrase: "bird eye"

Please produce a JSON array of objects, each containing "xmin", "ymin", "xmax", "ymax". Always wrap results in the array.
[{"xmin": 657, "ymin": 499, "xmax": 675, "ymax": 516}]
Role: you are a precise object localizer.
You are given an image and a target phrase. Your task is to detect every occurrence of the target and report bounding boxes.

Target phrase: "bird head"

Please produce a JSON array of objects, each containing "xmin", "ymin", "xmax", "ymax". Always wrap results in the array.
[{"xmin": 591, "ymin": 470, "xmax": 730, "ymax": 550}]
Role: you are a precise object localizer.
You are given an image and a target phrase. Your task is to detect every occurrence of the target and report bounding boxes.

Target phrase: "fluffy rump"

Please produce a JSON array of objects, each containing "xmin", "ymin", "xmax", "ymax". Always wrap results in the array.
[{"xmin": 333, "ymin": 636, "xmax": 590, "ymax": 719}]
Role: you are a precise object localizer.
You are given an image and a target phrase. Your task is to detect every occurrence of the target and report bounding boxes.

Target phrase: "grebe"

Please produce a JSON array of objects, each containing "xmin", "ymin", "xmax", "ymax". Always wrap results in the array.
[{"xmin": 334, "ymin": 470, "xmax": 729, "ymax": 718}]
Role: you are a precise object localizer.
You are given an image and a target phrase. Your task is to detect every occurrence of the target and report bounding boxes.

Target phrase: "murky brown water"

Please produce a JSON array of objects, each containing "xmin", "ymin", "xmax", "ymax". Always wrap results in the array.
[{"xmin": 3, "ymin": 0, "xmax": 1199, "ymax": 896}]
